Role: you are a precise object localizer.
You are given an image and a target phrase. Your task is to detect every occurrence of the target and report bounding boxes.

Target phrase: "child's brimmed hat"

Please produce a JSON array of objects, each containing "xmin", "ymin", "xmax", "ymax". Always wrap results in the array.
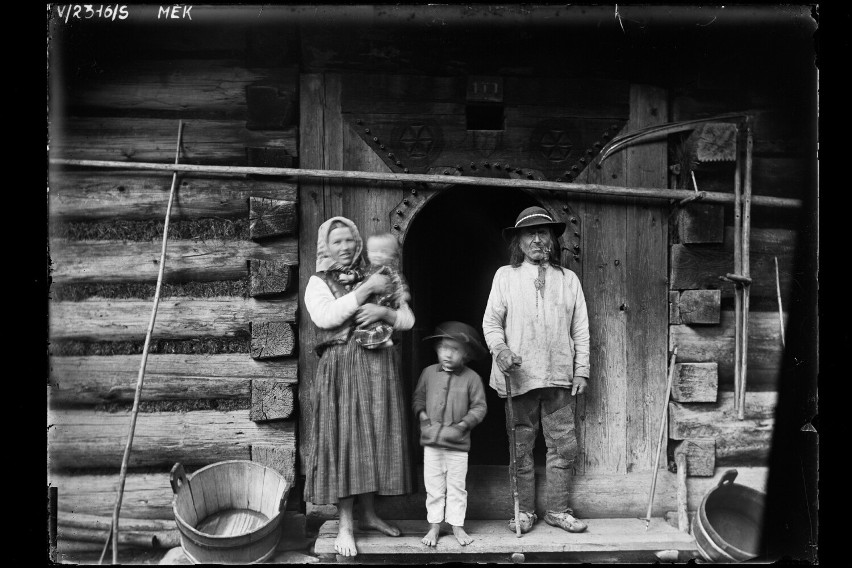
[
  {"xmin": 502, "ymin": 206, "xmax": 566, "ymax": 241},
  {"xmin": 423, "ymin": 321, "xmax": 489, "ymax": 361}
]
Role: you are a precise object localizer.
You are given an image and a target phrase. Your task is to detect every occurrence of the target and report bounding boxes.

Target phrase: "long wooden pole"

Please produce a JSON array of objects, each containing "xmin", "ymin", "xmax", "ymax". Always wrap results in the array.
[
  {"xmin": 104, "ymin": 121, "xmax": 184, "ymax": 565},
  {"xmin": 738, "ymin": 122, "xmax": 754, "ymax": 420},
  {"xmin": 644, "ymin": 347, "xmax": 678, "ymax": 530},
  {"xmin": 732, "ymin": 125, "xmax": 743, "ymax": 413},
  {"xmin": 48, "ymin": 158, "xmax": 802, "ymax": 209}
]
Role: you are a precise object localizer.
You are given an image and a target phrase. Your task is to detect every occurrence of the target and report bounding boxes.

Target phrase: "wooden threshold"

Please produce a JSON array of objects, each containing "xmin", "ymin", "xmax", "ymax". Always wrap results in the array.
[{"xmin": 314, "ymin": 518, "xmax": 699, "ymax": 564}]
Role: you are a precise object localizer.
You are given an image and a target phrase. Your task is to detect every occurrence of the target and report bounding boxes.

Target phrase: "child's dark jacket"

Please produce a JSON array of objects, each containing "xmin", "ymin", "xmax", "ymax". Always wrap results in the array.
[{"xmin": 412, "ymin": 363, "xmax": 487, "ymax": 452}]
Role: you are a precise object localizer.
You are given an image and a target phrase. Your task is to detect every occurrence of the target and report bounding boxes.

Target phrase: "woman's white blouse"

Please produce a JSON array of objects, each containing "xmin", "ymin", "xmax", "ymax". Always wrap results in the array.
[{"xmin": 305, "ymin": 275, "xmax": 415, "ymax": 331}]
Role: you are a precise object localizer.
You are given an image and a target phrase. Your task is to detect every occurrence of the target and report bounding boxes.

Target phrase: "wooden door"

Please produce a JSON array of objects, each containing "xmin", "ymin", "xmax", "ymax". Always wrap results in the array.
[{"xmin": 299, "ymin": 72, "xmax": 670, "ymax": 518}]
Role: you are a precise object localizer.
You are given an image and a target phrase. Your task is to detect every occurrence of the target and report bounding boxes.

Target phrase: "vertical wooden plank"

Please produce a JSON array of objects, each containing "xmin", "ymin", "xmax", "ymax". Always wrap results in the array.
[
  {"xmin": 579, "ymin": 143, "xmax": 627, "ymax": 475},
  {"xmin": 342, "ymin": 119, "xmax": 398, "ymax": 238},
  {"xmin": 298, "ymin": 73, "xmax": 326, "ymax": 476},
  {"xmin": 246, "ymin": 464, "xmax": 265, "ymax": 515},
  {"xmin": 625, "ymin": 84, "xmax": 669, "ymax": 474},
  {"xmin": 324, "ymin": 73, "xmax": 345, "ymax": 217}
]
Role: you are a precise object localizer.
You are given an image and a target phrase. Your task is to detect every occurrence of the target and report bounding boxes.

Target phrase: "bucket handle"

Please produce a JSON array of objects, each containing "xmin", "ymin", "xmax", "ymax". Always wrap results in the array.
[
  {"xmin": 718, "ymin": 468, "xmax": 739, "ymax": 488},
  {"xmin": 170, "ymin": 462, "xmax": 188, "ymax": 494}
]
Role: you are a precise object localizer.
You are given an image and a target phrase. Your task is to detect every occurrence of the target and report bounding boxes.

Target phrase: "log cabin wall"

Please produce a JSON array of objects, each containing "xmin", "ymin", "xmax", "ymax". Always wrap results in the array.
[
  {"xmin": 47, "ymin": 5, "xmax": 817, "ymax": 561},
  {"xmin": 47, "ymin": 16, "xmax": 303, "ymax": 559}
]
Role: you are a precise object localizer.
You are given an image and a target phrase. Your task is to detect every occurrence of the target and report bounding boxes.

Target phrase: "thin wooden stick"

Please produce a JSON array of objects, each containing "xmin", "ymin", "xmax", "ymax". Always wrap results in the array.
[
  {"xmin": 732, "ymin": 125, "xmax": 743, "ymax": 413},
  {"xmin": 503, "ymin": 369, "xmax": 522, "ymax": 538},
  {"xmin": 106, "ymin": 121, "xmax": 184, "ymax": 565},
  {"xmin": 675, "ymin": 451, "xmax": 689, "ymax": 533},
  {"xmin": 775, "ymin": 257, "xmax": 785, "ymax": 348},
  {"xmin": 644, "ymin": 347, "xmax": 678, "ymax": 530},
  {"xmin": 738, "ymin": 122, "xmax": 754, "ymax": 420},
  {"xmin": 48, "ymin": 158, "xmax": 803, "ymax": 209}
]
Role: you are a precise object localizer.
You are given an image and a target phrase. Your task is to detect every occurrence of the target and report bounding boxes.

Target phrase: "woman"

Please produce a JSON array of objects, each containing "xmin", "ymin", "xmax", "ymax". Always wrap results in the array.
[{"xmin": 304, "ymin": 216, "xmax": 414, "ymax": 557}]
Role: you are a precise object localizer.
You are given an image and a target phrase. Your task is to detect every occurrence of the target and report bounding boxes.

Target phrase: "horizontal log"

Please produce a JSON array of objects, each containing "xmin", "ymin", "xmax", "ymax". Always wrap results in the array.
[
  {"xmin": 695, "ymin": 156, "xmax": 810, "ymax": 200},
  {"xmin": 49, "ymin": 238, "xmax": 298, "ymax": 284},
  {"xmin": 51, "ymin": 472, "xmax": 178, "ymax": 520},
  {"xmin": 670, "ymin": 310, "xmax": 786, "ymax": 388},
  {"xmin": 49, "ymin": 354, "xmax": 297, "ymax": 405},
  {"xmin": 678, "ymin": 290, "xmax": 721, "ymax": 324},
  {"xmin": 669, "ymin": 392, "xmax": 776, "ymax": 465},
  {"xmin": 50, "ymin": 117, "xmax": 297, "ymax": 166},
  {"xmin": 58, "ymin": 525, "xmax": 178, "ymax": 549},
  {"xmin": 63, "ymin": 59, "xmax": 296, "ymax": 116},
  {"xmin": 47, "ymin": 409, "xmax": 296, "ymax": 470},
  {"xmin": 58, "ymin": 511, "xmax": 176, "ymax": 532},
  {"xmin": 49, "ymin": 296, "xmax": 297, "ymax": 341},
  {"xmin": 250, "ymin": 380, "xmax": 295, "ymax": 421},
  {"xmin": 672, "ymin": 363, "xmax": 718, "ymax": 403},
  {"xmin": 47, "ymin": 170, "xmax": 297, "ymax": 222},
  {"xmin": 672, "ymin": 439, "xmax": 716, "ymax": 477},
  {"xmin": 51, "ymin": 159, "xmax": 803, "ymax": 209},
  {"xmin": 670, "ymin": 227, "xmax": 797, "ymax": 300}
]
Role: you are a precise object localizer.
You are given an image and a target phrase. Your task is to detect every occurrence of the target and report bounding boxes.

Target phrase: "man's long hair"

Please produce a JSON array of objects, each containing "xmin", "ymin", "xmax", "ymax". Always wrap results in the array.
[{"xmin": 508, "ymin": 228, "xmax": 565, "ymax": 271}]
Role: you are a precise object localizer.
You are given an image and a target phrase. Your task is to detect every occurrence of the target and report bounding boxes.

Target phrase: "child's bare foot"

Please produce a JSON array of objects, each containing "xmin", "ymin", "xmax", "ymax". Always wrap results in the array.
[
  {"xmin": 334, "ymin": 525, "xmax": 357, "ymax": 557},
  {"xmin": 358, "ymin": 512, "xmax": 401, "ymax": 537},
  {"xmin": 452, "ymin": 525, "xmax": 473, "ymax": 546},
  {"xmin": 421, "ymin": 523, "xmax": 441, "ymax": 546}
]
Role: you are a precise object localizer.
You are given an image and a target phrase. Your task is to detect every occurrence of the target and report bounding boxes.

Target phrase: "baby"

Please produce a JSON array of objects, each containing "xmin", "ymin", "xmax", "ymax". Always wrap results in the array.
[{"xmin": 353, "ymin": 233, "xmax": 410, "ymax": 349}]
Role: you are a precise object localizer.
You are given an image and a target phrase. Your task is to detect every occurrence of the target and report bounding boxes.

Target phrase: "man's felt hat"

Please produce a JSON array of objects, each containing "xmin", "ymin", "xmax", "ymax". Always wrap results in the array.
[
  {"xmin": 502, "ymin": 206, "xmax": 566, "ymax": 241},
  {"xmin": 423, "ymin": 321, "xmax": 489, "ymax": 361}
]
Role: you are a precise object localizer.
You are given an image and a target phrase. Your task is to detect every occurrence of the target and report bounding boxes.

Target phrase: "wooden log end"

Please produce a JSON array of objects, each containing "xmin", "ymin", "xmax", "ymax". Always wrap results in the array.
[
  {"xmin": 672, "ymin": 362, "xmax": 718, "ymax": 403},
  {"xmin": 249, "ymin": 197, "xmax": 298, "ymax": 240},
  {"xmin": 673, "ymin": 438, "xmax": 716, "ymax": 477},
  {"xmin": 251, "ymin": 443, "xmax": 296, "ymax": 484},
  {"xmin": 250, "ymin": 321, "xmax": 296, "ymax": 359},
  {"xmin": 248, "ymin": 259, "xmax": 296, "ymax": 296},
  {"xmin": 678, "ymin": 289, "xmax": 721, "ymax": 325},
  {"xmin": 669, "ymin": 291, "xmax": 681, "ymax": 325},
  {"xmin": 677, "ymin": 203, "xmax": 725, "ymax": 244},
  {"xmin": 250, "ymin": 380, "xmax": 295, "ymax": 421}
]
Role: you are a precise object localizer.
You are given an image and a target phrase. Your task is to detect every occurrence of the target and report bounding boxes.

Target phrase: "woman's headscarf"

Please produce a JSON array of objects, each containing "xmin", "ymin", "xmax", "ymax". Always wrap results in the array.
[{"xmin": 315, "ymin": 216, "xmax": 364, "ymax": 273}]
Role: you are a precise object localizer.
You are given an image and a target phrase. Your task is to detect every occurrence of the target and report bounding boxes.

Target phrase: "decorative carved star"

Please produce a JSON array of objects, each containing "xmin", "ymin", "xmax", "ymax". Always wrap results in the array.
[
  {"xmin": 539, "ymin": 129, "xmax": 573, "ymax": 162},
  {"xmin": 399, "ymin": 124, "xmax": 434, "ymax": 158}
]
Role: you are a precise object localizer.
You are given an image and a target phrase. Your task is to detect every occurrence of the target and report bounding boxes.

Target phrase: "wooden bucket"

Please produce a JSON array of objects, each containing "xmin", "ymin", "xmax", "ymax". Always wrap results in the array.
[
  {"xmin": 692, "ymin": 469, "xmax": 765, "ymax": 562},
  {"xmin": 170, "ymin": 461, "xmax": 290, "ymax": 564}
]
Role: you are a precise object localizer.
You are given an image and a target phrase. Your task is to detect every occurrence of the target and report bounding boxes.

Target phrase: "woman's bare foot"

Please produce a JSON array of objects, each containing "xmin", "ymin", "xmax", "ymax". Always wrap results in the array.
[
  {"xmin": 335, "ymin": 497, "xmax": 358, "ymax": 557},
  {"xmin": 358, "ymin": 512, "xmax": 402, "ymax": 537},
  {"xmin": 421, "ymin": 523, "xmax": 441, "ymax": 546},
  {"xmin": 334, "ymin": 528, "xmax": 357, "ymax": 557},
  {"xmin": 357, "ymin": 492, "xmax": 402, "ymax": 537},
  {"xmin": 452, "ymin": 525, "xmax": 473, "ymax": 546}
]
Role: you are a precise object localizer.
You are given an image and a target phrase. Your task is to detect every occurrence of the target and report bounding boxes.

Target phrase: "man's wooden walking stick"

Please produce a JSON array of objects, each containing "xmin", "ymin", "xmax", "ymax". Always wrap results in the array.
[{"xmin": 504, "ymin": 365, "xmax": 523, "ymax": 537}]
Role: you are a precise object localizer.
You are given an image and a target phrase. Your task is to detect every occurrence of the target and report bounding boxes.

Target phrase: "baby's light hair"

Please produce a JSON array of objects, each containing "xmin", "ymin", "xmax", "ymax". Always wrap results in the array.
[{"xmin": 366, "ymin": 232, "xmax": 400, "ymax": 256}]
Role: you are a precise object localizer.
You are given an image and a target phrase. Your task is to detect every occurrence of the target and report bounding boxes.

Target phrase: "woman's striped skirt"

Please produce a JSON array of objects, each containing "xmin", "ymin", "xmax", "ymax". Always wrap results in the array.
[{"xmin": 304, "ymin": 336, "xmax": 412, "ymax": 505}]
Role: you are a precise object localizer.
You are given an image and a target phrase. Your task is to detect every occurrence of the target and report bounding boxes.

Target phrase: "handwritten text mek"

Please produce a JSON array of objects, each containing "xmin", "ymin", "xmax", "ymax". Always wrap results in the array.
[{"xmin": 158, "ymin": 5, "xmax": 193, "ymax": 19}]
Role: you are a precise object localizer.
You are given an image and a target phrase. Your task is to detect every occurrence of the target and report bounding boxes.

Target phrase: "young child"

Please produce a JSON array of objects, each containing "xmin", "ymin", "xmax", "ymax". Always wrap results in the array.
[
  {"xmin": 353, "ymin": 233, "xmax": 410, "ymax": 349},
  {"xmin": 412, "ymin": 321, "xmax": 488, "ymax": 547}
]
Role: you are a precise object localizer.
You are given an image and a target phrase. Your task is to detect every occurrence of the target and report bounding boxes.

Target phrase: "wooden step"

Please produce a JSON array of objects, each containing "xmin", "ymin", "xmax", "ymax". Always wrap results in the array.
[{"xmin": 314, "ymin": 518, "xmax": 699, "ymax": 564}]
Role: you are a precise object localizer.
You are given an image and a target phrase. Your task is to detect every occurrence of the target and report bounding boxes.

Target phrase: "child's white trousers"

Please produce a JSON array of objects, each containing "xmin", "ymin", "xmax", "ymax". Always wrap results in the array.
[{"xmin": 423, "ymin": 445, "xmax": 469, "ymax": 526}]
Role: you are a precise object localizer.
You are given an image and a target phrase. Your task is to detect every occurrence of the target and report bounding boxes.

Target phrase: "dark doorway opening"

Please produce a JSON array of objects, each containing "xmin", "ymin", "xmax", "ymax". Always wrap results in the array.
[{"xmin": 402, "ymin": 185, "xmax": 541, "ymax": 466}]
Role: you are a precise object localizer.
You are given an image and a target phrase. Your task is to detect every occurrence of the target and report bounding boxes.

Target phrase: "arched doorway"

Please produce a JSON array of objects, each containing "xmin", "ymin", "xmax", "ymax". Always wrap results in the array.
[{"xmin": 402, "ymin": 185, "xmax": 546, "ymax": 466}]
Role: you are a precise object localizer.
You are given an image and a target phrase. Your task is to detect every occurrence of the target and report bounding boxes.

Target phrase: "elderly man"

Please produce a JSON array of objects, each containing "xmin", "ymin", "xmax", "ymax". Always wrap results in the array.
[{"xmin": 482, "ymin": 205, "xmax": 590, "ymax": 534}]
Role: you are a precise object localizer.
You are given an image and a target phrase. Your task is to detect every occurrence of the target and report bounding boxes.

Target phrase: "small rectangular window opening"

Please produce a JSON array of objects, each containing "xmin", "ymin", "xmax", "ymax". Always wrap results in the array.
[{"xmin": 466, "ymin": 104, "xmax": 505, "ymax": 131}]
